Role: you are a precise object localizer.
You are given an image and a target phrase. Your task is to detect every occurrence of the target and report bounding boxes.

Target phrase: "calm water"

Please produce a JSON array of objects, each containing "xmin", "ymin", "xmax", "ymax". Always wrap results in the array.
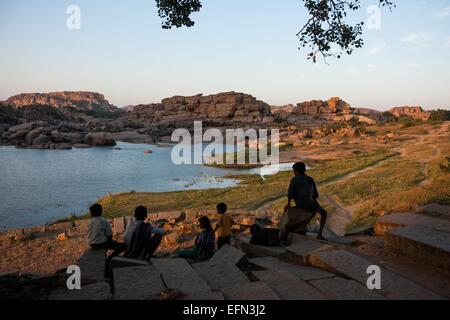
[{"xmin": 0, "ymin": 142, "xmax": 293, "ymax": 230}]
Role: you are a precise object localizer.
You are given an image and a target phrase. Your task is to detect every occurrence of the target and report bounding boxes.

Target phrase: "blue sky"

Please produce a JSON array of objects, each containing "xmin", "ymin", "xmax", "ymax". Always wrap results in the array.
[{"xmin": 0, "ymin": 0, "xmax": 449, "ymax": 110}]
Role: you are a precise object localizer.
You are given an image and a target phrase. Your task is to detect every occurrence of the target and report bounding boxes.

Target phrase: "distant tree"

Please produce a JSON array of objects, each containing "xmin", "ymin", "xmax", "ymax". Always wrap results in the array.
[
  {"xmin": 429, "ymin": 109, "xmax": 450, "ymax": 122},
  {"xmin": 155, "ymin": 0, "xmax": 396, "ymax": 62}
]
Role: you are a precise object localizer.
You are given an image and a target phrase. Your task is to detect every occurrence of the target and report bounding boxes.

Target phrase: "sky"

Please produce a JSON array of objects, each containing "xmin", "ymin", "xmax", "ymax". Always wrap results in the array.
[{"xmin": 0, "ymin": 0, "xmax": 449, "ymax": 110}]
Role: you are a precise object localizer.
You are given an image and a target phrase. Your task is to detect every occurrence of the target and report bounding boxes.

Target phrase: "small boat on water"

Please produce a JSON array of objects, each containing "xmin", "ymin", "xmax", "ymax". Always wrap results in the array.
[{"xmin": 144, "ymin": 149, "xmax": 153, "ymax": 154}]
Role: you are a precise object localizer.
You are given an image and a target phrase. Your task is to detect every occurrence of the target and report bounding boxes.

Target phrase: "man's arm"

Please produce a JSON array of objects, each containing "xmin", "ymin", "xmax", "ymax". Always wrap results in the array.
[{"xmin": 287, "ymin": 178, "xmax": 296, "ymax": 207}]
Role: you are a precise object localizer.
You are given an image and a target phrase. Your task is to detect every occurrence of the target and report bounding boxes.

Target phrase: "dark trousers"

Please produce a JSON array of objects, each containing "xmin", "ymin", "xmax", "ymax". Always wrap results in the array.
[
  {"xmin": 217, "ymin": 235, "xmax": 231, "ymax": 249},
  {"xmin": 90, "ymin": 237, "xmax": 127, "ymax": 277},
  {"xmin": 142, "ymin": 233, "xmax": 163, "ymax": 260}
]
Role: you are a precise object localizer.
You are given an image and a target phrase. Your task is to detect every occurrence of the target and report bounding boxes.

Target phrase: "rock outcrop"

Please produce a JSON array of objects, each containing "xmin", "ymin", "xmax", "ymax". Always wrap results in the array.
[
  {"xmin": 388, "ymin": 106, "xmax": 430, "ymax": 121},
  {"xmin": 293, "ymin": 97, "xmax": 351, "ymax": 115},
  {"xmin": 127, "ymin": 92, "xmax": 274, "ymax": 128},
  {"xmin": 6, "ymin": 91, "xmax": 119, "ymax": 113}
]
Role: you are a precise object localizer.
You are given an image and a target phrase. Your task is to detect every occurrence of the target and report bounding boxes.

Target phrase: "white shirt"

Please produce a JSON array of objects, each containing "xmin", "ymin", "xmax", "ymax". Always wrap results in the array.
[{"xmin": 87, "ymin": 216, "xmax": 112, "ymax": 245}]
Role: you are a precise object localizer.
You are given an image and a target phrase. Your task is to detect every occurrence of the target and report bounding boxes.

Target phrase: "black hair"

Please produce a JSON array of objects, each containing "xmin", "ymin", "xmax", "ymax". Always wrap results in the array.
[
  {"xmin": 90, "ymin": 204, "xmax": 103, "ymax": 217},
  {"xmin": 293, "ymin": 162, "xmax": 306, "ymax": 174},
  {"xmin": 216, "ymin": 202, "xmax": 228, "ymax": 214},
  {"xmin": 198, "ymin": 216, "xmax": 213, "ymax": 231},
  {"xmin": 135, "ymin": 205, "xmax": 148, "ymax": 221}
]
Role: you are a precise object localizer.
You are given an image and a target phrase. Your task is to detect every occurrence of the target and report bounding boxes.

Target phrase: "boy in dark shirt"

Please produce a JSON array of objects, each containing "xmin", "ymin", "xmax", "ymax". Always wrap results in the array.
[{"xmin": 287, "ymin": 162, "xmax": 328, "ymax": 240}]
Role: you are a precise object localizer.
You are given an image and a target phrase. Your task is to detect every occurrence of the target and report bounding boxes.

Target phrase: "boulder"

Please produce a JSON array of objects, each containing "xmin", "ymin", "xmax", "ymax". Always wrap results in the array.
[{"xmin": 84, "ymin": 132, "xmax": 116, "ymax": 146}]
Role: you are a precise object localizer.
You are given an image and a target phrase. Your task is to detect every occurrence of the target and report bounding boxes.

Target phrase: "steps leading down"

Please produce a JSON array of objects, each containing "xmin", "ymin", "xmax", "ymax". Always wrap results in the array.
[
  {"xmin": 308, "ymin": 249, "xmax": 444, "ymax": 300},
  {"xmin": 374, "ymin": 212, "xmax": 450, "ymax": 236},
  {"xmin": 151, "ymin": 258, "xmax": 223, "ymax": 300},
  {"xmin": 385, "ymin": 225, "xmax": 450, "ymax": 270},
  {"xmin": 113, "ymin": 265, "xmax": 165, "ymax": 300},
  {"xmin": 252, "ymin": 270, "xmax": 327, "ymax": 300}
]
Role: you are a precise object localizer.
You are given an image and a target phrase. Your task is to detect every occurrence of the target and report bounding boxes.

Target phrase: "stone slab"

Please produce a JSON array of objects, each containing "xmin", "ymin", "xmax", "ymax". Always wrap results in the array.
[
  {"xmin": 222, "ymin": 281, "xmax": 281, "ymax": 300},
  {"xmin": 78, "ymin": 249, "xmax": 106, "ymax": 283},
  {"xmin": 285, "ymin": 240, "xmax": 335, "ymax": 265},
  {"xmin": 111, "ymin": 256, "xmax": 150, "ymax": 269},
  {"xmin": 192, "ymin": 260, "xmax": 249, "ymax": 292},
  {"xmin": 48, "ymin": 282, "xmax": 112, "ymax": 300},
  {"xmin": 240, "ymin": 241, "xmax": 287, "ymax": 258},
  {"xmin": 385, "ymin": 226, "xmax": 450, "ymax": 270},
  {"xmin": 249, "ymin": 257, "xmax": 335, "ymax": 281},
  {"xmin": 113, "ymin": 265, "xmax": 165, "ymax": 300},
  {"xmin": 253, "ymin": 270, "xmax": 327, "ymax": 300},
  {"xmin": 210, "ymin": 244, "xmax": 247, "ymax": 266},
  {"xmin": 151, "ymin": 258, "xmax": 212, "ymax": 296},
  {"xmin": 309, "ymin": 277, "xmax": 385, "ymax": 300},
  {"xmin": 374, "ymin": 212, "xmax": 450, "ymax": 236},
  {"xmin": 309, "ymin": 249, "xmax": 444, "ymax": 300}
]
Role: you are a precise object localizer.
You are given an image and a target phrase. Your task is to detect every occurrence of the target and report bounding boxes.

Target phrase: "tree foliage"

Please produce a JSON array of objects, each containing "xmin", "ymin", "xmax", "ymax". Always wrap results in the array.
[{"xmin": 154, "ymin": 0, "xmax": 395, "ymax": 62}]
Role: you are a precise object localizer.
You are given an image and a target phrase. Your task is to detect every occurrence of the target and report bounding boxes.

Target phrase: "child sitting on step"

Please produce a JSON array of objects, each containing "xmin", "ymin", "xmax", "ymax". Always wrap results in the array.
[{"xmin": 178, "ymin": 216, "xmax": 215, "ymax": 260}]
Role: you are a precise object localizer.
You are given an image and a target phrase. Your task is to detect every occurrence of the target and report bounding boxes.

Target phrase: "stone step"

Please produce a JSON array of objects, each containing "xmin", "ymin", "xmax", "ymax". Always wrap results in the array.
[
  {"xmin": 111, "ymin": 256, "xmax": 150, "ymax": 269},
  {"xmin": 222, "ymin": 281, "xmax": 281, "ymax": 300},
  {"xmin": 309, "ymin": 249, "xmax": 444, "ymax": 300},
  {"xmin": 385, "ymin": 226, "xmax": 450, "ymax": 270},
  {"xmin": 240, "ymin": 240, "xmax": 287, "ymax": 258},
  {"xmin": 113, "ymin": 265, "xmax": 165, "ymax": 300},
  {"xmin": 210, "ymin": 244, "xmax": 247, "ymax": 267},
  {"xmin": 77, "ymin": 249, "xmax": 106, "ymax": 283},
  {"xmin": 249, "ymin": 257, "xmax": 335, "ymax": 281},
  {"xmin": 151, "ymin": 258, "xmax": 215, "ymax": 299},
  {"xmin": 285, "ymin": 238, "xmax": 335, "ymax": 265},
  {"xmin": 48, "ymin": 282, "xmax": 112, "ymax": 300},
  {"xmin": 252, "ymin": 270, "xmax": 327, "ymax": 300},
  {"xmin": 308, "ymin": 277, "xmax": 386, "ymax": 300},
  {"xmin": 192, "ymin": 260, "xmax": 249, "ymax": 292},
  {"xmin": 374, "ymin": 212, "xmax": 450, "ymax": 236}
]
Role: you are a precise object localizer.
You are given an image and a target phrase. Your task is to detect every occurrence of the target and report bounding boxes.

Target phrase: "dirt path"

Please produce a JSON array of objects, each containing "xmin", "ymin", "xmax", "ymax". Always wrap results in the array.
[{"xmin": 257, "ymin": 122, "xmax": 449, "ymax": 235}]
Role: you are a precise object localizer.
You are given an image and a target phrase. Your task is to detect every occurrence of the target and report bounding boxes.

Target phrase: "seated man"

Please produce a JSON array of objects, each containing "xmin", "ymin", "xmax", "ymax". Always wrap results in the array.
[
  {"xmin": 124, "ymin": 206, "xmax": 164, "ymax": 261},
  {"xmin": 87, "ymin": 204, "xmax": 126, "ymax": 276},
  {"xmin": 287, "ymin": 162, "xmax": 328, "ymax": 240},
  {"xmin": 178, "ymin": 216, "xmax": 215, "ymax": 261}
]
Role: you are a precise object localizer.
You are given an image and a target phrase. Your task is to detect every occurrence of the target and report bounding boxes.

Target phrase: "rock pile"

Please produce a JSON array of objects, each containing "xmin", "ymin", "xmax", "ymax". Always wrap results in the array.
[
  {"xmin": 294, "ymin": 97, "xmax": 351, "ymax": 115},
  {"xmin": 388, "ymin": 106, "xmax": 430, "ymax": 121},
  {"xmin": 6, "ymin": 91, "xmax": 119, "ymax": 113},
  {"xmin": 127, "ymin": 92, "xmax": 274, "ymax": 128}
]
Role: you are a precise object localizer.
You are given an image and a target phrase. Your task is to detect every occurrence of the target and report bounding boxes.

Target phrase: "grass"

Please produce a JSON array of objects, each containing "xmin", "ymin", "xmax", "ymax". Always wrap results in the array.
[
  {"xmin": 343, "ymin": 134, "xmax": 450, "ymax": 232},
  {"xmin": 94, "ymin": 148, "xmax": 395, "ymax": 219}
]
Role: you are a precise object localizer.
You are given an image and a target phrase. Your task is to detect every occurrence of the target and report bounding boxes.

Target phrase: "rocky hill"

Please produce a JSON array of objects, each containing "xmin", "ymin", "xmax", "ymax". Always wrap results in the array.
[
  {"xmin": 388, "ymin": 106, "xmax": 430, "ymax": 121},
  {"xmin": 6, "ymin": 91, "xmax": 119, "ymax": 113},
  {"xmin": 127, "ymin": 92, "xmax": 274, "ymax": 128},
  {"xmin": 293, "ymin": 97, "xmax": 351, "ymax": 115}
]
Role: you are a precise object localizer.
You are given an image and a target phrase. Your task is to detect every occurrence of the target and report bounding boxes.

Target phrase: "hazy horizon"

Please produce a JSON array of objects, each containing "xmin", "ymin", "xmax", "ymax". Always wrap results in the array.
[{"xmin": 1, "ymin": 0, "xmax": 450, "ymax": 110}]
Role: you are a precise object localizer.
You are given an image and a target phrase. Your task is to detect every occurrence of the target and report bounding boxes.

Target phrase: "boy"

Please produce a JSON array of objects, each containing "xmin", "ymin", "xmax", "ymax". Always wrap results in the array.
[
  {"xmin": 124, "ymin": 206, "xmax": 164, "ymax": 260},
  {"xmin": 87, "ymin": 204, "xmax": 126, "ymax": 276},
  {"xmin": 214, "ymin": 202, "xmax": 234, "ymax": 249},
  {"xmin": 287, "ymin": 162, "xmax": 328, "ymax": 240}
]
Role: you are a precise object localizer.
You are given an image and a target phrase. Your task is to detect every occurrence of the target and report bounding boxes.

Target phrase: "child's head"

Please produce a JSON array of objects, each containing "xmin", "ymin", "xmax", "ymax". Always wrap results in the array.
[
  {"xmin": 216, "ymin": 202, "xmax": 228, "ymax": 215},
  {"xmin": 135, "ymin": 205, "xmax": 148, "ymax": 221},
  {"xmin": 89, "ymin": 204, "xmax": 103, "ymax": 217},
  {"xmin": 198, "ymin": 216, "xmax": 212, "ymax": 231},
  {"xmin": 293, "ymin": 162, "xmax": 306, "ymax": 175}
]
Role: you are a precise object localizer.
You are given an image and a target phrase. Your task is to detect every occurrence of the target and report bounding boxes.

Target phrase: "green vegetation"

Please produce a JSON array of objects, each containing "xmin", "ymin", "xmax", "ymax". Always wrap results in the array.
[
  {"xmin": 429, "ymin": 109, "xmax": 450, "ymax": 122},
  {"xmin": 96, "ymin": 148, "xmax": 395, "ymax": 219}
]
